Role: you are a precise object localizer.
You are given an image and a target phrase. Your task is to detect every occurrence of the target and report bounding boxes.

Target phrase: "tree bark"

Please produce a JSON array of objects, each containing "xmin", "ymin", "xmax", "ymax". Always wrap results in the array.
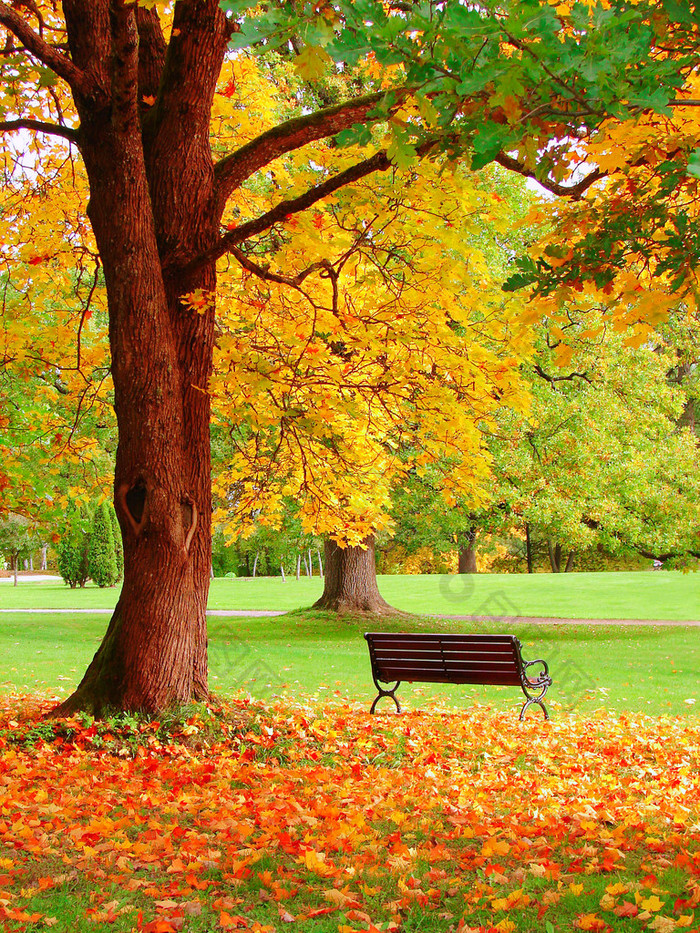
[
  {"xmin": 457, "ymin": 527, "xmax": 478, "ymax": 573},
  {"xmin": 312, "ymin": 536, "xmax": 393, "ymax": 614}
]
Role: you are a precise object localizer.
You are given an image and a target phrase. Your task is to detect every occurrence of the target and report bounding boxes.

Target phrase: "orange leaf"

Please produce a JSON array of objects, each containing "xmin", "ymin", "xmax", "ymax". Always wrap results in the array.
[{"xmin": 219, "ymin": 912, "xmax": 247, "ymax": 930}]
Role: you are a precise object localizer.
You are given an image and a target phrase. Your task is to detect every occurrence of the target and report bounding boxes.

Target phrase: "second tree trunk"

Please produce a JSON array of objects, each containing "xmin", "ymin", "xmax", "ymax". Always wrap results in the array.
[{"xmin": 312, "ymin": 537, "xmax": 392, "ymax": 613}]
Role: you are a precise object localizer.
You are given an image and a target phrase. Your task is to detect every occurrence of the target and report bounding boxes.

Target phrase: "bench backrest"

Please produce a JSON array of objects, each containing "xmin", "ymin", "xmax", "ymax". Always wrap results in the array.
[{"xmin": 365, "ymin": 632, "xmax": 523, "ymax": 686}]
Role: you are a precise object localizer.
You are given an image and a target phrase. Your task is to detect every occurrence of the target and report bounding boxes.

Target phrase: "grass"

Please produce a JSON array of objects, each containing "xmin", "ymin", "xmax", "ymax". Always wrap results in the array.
[
  {"xmin": 1, "ymin": 610, "xmax": 698, "ymax": 716},
  {"xmin": 1, "ymin": 569, "xmax": 700, "ymax": 619}
]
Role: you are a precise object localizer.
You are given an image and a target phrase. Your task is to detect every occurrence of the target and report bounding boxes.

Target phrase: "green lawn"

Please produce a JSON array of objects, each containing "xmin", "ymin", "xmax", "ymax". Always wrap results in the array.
[
  {"xmin": 1, "ymin": 569, "xmax": 699, "ymax": 619},
  {"xmin": 1, "ymin": 610, "xmax": 697, "ymax": 716}
]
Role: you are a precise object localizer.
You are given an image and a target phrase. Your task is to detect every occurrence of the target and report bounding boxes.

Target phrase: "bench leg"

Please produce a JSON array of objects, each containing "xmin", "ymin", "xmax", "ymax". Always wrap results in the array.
[
  {"xmin": 519, "ymin": 681, "xmax": 550, "ymax": 720},
  {"xmin": 519, "ymin": 695, "xmax": 550, "ymax": 721},
  {"xmin": 370, "ymin": 680, "xmax": 401, "ymax": 714}
]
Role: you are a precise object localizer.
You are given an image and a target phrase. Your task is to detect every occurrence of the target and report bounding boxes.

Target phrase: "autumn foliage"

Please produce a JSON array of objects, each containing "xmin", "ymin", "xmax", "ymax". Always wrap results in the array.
[{"xmin": 0, "ymin": 696, "xmax": 698, "ymax": 933}]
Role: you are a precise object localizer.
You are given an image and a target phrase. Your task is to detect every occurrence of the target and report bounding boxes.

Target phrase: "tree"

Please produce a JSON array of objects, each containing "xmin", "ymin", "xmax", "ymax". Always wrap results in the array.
[
  {"xmin": 0, "ymin": 0, "xmax": 689, "ymax": 712},
  {"xmin": 493, "ymin": 316, "xmax": 700, "ymax": 567},
  {"xmin": 314, "ymin": 536, "xmax": 392, "ymax": 614},
  {"xmin": 57, "ymin": 507, "xmax": 92, "ymax": 589},
  {"xmin": 0, "ymin": 514, "xmax": 38, "ymax": 585},
  {"xmin": 213, "ymin": 159, "xmax": 532, "ymax": 610},
  {"xmin": 88, "ymin": 501, "xmax": 121, "ymax": 587}
]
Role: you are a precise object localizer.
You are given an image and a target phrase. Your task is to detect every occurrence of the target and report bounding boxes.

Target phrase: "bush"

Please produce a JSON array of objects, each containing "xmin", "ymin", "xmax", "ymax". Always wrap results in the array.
[
  {"xmin": 57, "ymin": 509, "xmax": 91, "ymax": 588},
  {"xmin": 88, "ymin": 501, "xmax": 120, "ymax": 587}
]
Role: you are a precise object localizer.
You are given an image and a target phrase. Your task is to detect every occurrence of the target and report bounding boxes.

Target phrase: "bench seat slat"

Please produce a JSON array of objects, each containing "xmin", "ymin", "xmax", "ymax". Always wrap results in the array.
[
  {"xmin": 368, "ymin": 635, "xmax": 515, "ymax": 647},
  {"xmin": 371, "ymin": 648, "xmax": 519, "ymax": 664},
  {"xmin": 375, "ymin": 657, "xmax": 520, "ymax": 674},
  {"xmin": 376, "ymin": 668, "xmax": 523, "ymax": 686}
]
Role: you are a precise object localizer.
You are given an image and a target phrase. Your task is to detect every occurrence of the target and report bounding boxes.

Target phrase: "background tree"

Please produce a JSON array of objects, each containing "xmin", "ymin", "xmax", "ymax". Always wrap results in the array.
[
  {"xmin": 493, "ymin": 315, "xmax": 700, "ymax": 568},
  {"xmin": 56, "ymin": 506, "xmax": 93, "ymax": 589},
  {"xmin": 88, "ymin": 501, "xmax": 122, "ymax": 588},
  {"xmin": 0, "ymin": 514, "xmax": 39, "ymax": 585}
]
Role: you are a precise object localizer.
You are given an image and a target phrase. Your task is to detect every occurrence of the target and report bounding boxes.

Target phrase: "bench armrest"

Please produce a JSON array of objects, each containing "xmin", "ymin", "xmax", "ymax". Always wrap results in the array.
[{"xmin": 523, "ymin": 657, "xmax": 551, "ymax": 684}]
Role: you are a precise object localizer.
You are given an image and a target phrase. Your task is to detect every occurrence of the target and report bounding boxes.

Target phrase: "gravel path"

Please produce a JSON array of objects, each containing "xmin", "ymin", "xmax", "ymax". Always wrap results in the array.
[{"xmin": 432, "ymin": 614, "xmax": 700, "ymax": 626}]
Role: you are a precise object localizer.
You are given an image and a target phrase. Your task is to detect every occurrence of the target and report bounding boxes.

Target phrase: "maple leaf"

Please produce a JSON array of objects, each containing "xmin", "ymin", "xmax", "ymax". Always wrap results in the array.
[
  {"xmin": 576, "ymin": 913, "xmax": 607, "ymax": 932},
  {"xmin": 219, "ymin": 912, "xmax": 247, "ymax": 930},
  {"xmin": 613, "ymin": 902, "xmax": 639, "ymax": 918}
]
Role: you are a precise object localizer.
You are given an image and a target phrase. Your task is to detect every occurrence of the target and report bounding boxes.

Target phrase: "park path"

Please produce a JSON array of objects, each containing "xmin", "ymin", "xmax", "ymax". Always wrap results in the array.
[
  {"xmin": 0, "ymin": 608, "xmax": 698, "ymax": 624},
  {"xmin": 434, "ymin": 614, "xmax": 700, "ymax": 626}
]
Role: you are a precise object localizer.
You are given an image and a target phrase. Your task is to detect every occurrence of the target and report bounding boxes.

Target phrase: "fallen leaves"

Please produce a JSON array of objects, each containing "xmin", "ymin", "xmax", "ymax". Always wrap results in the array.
[{"xmin": 0, "ymin": 695, "xmax": 698, "ymax": 932}]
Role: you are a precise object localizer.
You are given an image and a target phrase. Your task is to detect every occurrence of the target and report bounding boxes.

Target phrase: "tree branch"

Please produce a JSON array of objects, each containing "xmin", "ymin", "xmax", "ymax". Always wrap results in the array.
[
  {"xmin": 533, "ymin": 364, "xmax": 592, "ymax": 386},
  {"xmin": 109, "ymin": 1, "xmax": 140, "ymax": 136},
  {"xmin": 146, "ymin": 0, "xmax": 229, "ymax": 157},
  {"xmin": 213, "ymin": 91, "xmax": 403, "ymax": 214},
  {"xmin": 0, "ymin": 1, "xmax": 90, "ymax": 95},
  {"xmin": 230, "ymin": 246, "xmax": 333, "ymax": 289},
  {"xmin": 186, "ymin": 149, "xmax": 398, "ymax": 275},
  {"xmin": 0, "ymin": 118, "xmax": 78, "ymax": 143},
  {"xmin": 495, "ymin": 151, "xmax": 604, "ymax": 200},
  {"xmin": 135, "ymin": 7, "xmax": 166, "ymax": 109}
]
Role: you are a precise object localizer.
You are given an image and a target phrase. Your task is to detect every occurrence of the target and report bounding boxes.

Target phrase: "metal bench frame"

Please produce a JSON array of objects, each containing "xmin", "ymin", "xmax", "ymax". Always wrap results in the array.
[{"xmin": 364, "ymin": 631, "xmax": 552, "ymax": 720}]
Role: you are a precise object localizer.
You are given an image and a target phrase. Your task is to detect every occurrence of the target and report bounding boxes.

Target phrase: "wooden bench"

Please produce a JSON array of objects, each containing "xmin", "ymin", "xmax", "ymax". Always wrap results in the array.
[{"xmin": 364, "ymin": 632, "xmax": 552, "ymax": 720}]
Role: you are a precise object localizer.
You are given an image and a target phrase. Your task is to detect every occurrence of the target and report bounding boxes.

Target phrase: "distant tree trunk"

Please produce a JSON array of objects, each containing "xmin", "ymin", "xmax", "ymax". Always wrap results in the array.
[
  {"xmin": 317, "ymin": 549, "xmax": 324, "ymax": 577},
  {"xmin": 12, "ymin": 554, "xmax": 18, "ymax": 587},
  {"xmin": 312, "ymin": 536, "xmax": 393, "ymax": 614},
  {"xmin": 525, "ymin": 524, "xmax": 534, "ymax": 574},
  {"xmin": 41, "ymin": 545, "xmax": 48, "ymax": 571},
  {"xmin": 457, "ymin": 527, "xmax": 478, "ymax": 573},
  {"xmin": 548, "ymin": 540, "xmax": 561, "ymax": 572},
  {"xmin": 548, "ymin": 541, "xmax": 574, "ymax": 573},
  {"xmin": 296, "ymin": 554, "xmax": 301, "ymax": 581}
]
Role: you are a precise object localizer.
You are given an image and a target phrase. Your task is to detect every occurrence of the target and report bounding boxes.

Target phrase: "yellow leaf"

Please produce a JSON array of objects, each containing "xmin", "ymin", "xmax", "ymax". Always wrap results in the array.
[{"xmin": 641, "ymin": 895, "xmax": 665, "ymax": 912}]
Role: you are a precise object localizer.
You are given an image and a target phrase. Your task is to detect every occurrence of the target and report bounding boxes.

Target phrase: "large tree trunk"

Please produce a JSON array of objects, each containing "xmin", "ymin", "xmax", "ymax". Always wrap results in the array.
[
  {"xmin": 55, "ymin": 2, "xmax": 228, "ymax": 715},
  {"xmin": 312, "ymin": 536, "xmax": 393, "ymax": 614},
  {"xmin": 457, "ymin": 527, "xmax": 478, "ymax": 573}
]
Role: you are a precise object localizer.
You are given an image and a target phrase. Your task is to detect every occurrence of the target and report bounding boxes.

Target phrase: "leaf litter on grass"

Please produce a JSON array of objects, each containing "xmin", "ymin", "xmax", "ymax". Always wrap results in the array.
[{"xmin": 0, "ymin": 694, "xmax": 698, "ymax": 933}]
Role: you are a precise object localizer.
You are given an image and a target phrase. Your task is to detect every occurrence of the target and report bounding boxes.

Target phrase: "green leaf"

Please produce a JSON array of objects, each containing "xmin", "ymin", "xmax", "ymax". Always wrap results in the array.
[
  {"xmin": 335, "ymin": 123, "xmax": 374, "ymax": 149},
  {"xmin": 626, "ymin": 87, "xmax": 672, "ymax": 115},
  {"xmin": 687, "ymin": 147, "xmax": 700, "ymax": 179},
  {"xmin": 471, "ymin": 124, "xmax": 507, "ymax": 171}
]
